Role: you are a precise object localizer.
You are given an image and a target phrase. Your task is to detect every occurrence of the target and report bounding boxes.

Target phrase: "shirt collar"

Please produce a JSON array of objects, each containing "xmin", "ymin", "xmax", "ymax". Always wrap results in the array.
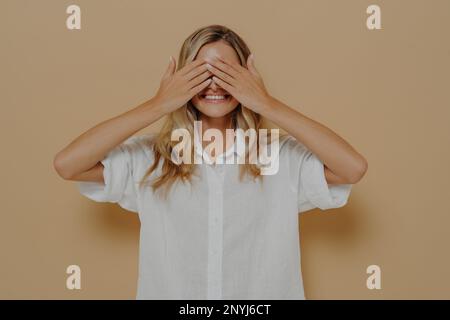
[{"xmin": 194, "ymin": 126, "xmax": 245, "ymax": 164}]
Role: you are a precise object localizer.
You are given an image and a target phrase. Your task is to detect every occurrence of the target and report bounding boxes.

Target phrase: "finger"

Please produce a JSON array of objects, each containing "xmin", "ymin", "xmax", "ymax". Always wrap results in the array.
[
  {"xmin": 206, "ymin": 57, "xmax": 240, "ymax": 78},
  {"xmin": 189, "ymin": 78, "xmax": 213, "ymax": 95},
  {"xmin": 247, "ymin": 53, "xmax": 261, "ymax": 77},
  {"xmin": 162, "ymin": 56, "xmax": 176, "ymax": 80},
  {"xmin": 211, "ymin": 76, "xmax": 236, "ymax": 96},
  {"xmin": 205, "ymin": 63, "xmax": 236, "ymax": 85},
  {"xmin": 188, "ymin": 69, "xmax": 213, "ymax": 89},
  {"xmin": 185, "ymin": 63, "xmax": 209, "ymax": 81},
  {"xmin": 179, "ymin": 58, "xmax": 206, "ymax": 76},
  {"xmin": 216, "ymin": 56, "xmax": 247, "ymax": 74}
]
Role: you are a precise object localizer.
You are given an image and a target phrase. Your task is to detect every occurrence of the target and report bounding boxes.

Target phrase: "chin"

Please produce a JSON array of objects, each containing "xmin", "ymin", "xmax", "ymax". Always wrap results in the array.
[{"xmin": 196, "ymin": 105, "xmax": 237, "ymax": 118}]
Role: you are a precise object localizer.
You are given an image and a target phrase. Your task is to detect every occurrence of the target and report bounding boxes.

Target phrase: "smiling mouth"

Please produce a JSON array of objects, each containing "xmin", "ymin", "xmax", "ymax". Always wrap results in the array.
[{"xmin": 199, "ymin": 94, "xmax": 231, "ymax": 104}]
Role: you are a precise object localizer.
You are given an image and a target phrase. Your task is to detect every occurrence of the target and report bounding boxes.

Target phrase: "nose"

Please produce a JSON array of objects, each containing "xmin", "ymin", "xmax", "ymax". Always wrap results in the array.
[{"xmin": 208, "ymin": 77, "xmax": 219, "ymax": 90}]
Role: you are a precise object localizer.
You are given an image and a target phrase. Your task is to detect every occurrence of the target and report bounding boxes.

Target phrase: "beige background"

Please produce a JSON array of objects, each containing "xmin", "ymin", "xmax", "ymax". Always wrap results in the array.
[{"xmin": 1, "ymin": 0, "xmax": 449, "ymax": 299}]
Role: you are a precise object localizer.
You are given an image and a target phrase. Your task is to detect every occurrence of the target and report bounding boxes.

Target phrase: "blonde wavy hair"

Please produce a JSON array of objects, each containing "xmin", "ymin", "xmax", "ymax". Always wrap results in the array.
[{"xmin": 139, "ymin": 24, "xmax": 280, "ymax": 199}]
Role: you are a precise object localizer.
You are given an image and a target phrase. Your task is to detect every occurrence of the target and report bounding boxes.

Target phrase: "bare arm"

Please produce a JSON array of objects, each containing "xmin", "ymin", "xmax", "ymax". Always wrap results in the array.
[
  {"xmin": 259, "ymin": 96, "xmax": 368, "ymax": 184},
  {"xmin": 204, "ymin": 55, "xmax": 368, "ymax": 185},
  {"xmin": 53, "ymin": 56, "xmax": 213, "ymax": 182},
  {"xmin": 53, "ymin": 99, "xmax": 166, "ymax": 182}
]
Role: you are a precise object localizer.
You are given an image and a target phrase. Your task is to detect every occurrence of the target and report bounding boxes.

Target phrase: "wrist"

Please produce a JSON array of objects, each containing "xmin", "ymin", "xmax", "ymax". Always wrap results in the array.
[
  {"xmin": 133, "ymin": 96, "xmax": 167, "ymax": 123},
  {"xmin": 146, "ymin": 96, "xmax": 167, "ymax": 115},
  {"xmin": 257, "ymin": 94, "xmax": 277, "ymax": 117}
]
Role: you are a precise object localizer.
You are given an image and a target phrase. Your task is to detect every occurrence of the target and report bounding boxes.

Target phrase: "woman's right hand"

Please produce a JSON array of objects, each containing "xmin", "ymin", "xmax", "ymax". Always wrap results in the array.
[{"xmin": 152, "ymin": 56, "xmax": 212, "ymax": 113}]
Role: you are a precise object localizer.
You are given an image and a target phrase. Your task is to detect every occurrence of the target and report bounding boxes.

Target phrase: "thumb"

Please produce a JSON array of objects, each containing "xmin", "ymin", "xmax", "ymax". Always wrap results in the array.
[
  {"xmin": 162, "ymin": 56, "xmax": 176, "ymax": 79},
  {"xmin": 247, "ymin": 53, "xmax": 260, "ymax": 77}
]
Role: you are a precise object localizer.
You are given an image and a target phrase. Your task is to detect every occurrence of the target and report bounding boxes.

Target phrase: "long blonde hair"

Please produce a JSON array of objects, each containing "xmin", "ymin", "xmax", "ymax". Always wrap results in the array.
[{"xmin": 140, "ymin": 24, "xmax": 277, "ymax": 198}]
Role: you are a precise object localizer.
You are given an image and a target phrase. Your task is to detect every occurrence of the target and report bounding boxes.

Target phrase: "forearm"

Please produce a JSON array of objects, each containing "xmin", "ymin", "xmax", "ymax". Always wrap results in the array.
[
  {"xmin": 259, "ymin": 96, "xmax": 368, "ymax": 183},
  {"xmin": 53, "ymin": 98, "xmax": 166, "ymax": 179}
]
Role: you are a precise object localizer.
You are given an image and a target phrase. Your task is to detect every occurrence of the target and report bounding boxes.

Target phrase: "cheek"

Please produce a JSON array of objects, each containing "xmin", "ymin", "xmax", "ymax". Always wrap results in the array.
[{"xmin": 190, "ymin": 95, "xmax": 201, "ymax": 106}]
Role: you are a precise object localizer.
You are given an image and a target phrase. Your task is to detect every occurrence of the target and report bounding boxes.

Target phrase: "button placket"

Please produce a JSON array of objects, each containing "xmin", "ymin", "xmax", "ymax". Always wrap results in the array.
[{"xmin": 206, "ymin": 164, "xmax": 225, "ymax": 300}]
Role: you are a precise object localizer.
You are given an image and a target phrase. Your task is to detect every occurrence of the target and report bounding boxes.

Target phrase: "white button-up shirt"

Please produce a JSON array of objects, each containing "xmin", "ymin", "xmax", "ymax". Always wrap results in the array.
[{"xmin": 77, "ymin": 130, "xmax": 352, "ymax": 300}]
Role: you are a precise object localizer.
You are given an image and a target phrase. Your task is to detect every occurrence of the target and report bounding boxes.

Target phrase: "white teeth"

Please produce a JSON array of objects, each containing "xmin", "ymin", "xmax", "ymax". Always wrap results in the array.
[{"xmin": 203, "ymin": 95, "xmax": 227, "ymax": 100}]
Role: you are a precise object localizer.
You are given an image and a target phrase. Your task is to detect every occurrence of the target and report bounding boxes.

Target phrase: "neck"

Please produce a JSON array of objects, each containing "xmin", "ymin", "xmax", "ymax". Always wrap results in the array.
[
  {"xmin": 199, "ymin": 114, "xmax": 233, "ymax": 133},
  {"xmin": 197, "ymin": 113, "xmax": 235, "ymax": 159}
]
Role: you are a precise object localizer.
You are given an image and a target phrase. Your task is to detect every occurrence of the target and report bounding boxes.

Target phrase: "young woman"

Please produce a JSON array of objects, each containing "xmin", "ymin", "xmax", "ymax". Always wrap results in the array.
[{"xmin": 54, "ymin": 24, "xmax": 367, "ymax": 300}]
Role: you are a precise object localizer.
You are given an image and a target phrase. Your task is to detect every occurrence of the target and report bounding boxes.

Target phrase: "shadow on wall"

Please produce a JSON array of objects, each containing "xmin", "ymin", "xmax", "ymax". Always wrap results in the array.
[
  {"xmin": 79, "ymin": 201, "xmax": 140, "ymax": 240},
  {"xmin": 299, "ymin": 196, "xmax": 368, "ymax": 249},
  {"xmin": 298, "ymin": 197, "xmax": 374, "ymax": 299}
]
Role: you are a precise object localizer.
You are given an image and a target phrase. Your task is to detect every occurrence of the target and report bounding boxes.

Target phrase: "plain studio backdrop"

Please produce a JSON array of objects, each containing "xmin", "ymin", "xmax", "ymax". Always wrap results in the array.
[{"xmin": 1, "ymin": 0, "xmax": 449, "ymax": 299}]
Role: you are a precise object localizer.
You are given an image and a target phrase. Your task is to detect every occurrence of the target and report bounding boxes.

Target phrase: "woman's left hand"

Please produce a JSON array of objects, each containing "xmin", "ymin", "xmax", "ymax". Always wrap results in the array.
[{"xmin": 205, "ymin": 54, "xmax": 273, "ymax": 114}]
